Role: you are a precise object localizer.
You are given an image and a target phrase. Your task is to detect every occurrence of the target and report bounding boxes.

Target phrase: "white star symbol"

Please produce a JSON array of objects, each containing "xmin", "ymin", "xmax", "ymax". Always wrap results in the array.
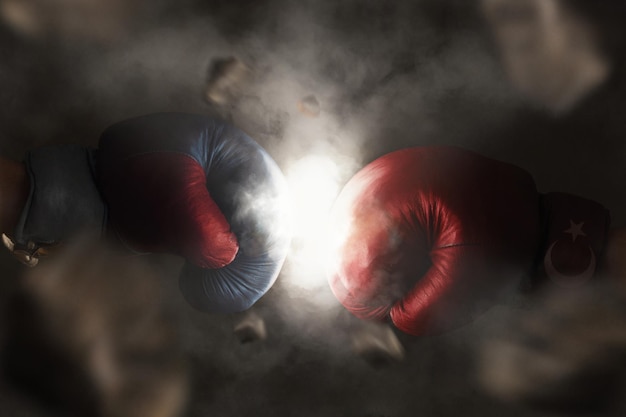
[{"xmin": 564, "ymin": 220, "xmax": 586, "ymax": 242}]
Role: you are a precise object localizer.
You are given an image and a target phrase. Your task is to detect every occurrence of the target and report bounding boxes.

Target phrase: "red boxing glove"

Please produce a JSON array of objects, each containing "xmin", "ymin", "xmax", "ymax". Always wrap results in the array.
[
  {"xmin": 329, "ymin": 146, "xmax": 543, "ymax": 336},
  {"xmin": 329, "ymin": 146, "xmax": 610, "ymax": 336}
]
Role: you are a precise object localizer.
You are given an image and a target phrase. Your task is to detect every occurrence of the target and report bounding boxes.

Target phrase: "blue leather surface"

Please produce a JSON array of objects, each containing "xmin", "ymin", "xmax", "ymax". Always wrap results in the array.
[{"xmin": 98, "ymin": 113, "xmax": 291, "ymax": 313}]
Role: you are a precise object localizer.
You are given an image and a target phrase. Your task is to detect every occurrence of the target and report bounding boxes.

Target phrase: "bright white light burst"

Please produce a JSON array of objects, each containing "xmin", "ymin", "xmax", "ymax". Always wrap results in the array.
[{"xmin": 285, "ymin": 155, "xmax": 341, "ymax": 289}]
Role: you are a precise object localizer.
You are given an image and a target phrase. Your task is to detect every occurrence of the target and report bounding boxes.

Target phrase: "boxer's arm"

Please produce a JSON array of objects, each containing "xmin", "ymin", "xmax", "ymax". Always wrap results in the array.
[{"xmin": 0, "ymin": 156, "xmax": 29, "ymax": 235}]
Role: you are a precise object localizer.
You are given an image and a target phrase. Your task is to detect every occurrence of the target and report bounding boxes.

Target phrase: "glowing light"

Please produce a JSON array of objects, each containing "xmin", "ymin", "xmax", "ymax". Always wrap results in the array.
[{"xmin": 285, "ymin": 155, "xmax": 341, "ymax": 289}]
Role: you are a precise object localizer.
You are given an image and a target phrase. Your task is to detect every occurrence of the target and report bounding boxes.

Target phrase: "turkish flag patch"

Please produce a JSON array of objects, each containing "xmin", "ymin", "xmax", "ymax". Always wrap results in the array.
[{"xmin": 536, "ymin": 192, "xmax": 610, "ymax": 288}]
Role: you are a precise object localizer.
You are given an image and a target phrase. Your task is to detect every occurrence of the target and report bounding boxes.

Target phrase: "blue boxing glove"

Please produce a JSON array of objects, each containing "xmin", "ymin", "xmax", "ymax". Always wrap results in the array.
[
  {"xmin": 97, "ymin": 113, "xmax": 291, "ymax": 313},
  {"xmin": 8, "ymin": 113, "xmax": 291, "ymax": 313}
]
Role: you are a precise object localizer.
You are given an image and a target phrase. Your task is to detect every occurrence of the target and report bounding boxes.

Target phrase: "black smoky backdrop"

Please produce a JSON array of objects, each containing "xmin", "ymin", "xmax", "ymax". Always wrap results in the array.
[{"xmin": 1, "ymin": 0, "xmax": 626, "ymax": 416}]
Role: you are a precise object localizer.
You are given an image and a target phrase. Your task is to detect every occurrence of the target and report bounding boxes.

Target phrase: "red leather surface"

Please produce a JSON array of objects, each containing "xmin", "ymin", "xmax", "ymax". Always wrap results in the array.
[{"xmin": 328, "ymin": 146, "xmax": 542, "ymax": 335}]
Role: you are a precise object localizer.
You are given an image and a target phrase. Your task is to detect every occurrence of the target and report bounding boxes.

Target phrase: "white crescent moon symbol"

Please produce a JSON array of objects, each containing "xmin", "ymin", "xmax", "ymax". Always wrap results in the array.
[{"xmin": 543, "ymin": 241, "xmax": 596, "ymax": 288}]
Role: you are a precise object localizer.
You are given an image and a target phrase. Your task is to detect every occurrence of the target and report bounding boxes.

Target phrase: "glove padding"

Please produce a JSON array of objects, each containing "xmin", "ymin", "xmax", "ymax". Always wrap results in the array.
[
  {"xmin": 328, "ymin": 147, "xmax": 611, "ymax": 336},
  {"xmin": 328, "ymin": 146, "xmax": 543, "ymax": 336},
  {"xmin": 97, "ymin": 113, "xmax": 291, "ymax": 313}
]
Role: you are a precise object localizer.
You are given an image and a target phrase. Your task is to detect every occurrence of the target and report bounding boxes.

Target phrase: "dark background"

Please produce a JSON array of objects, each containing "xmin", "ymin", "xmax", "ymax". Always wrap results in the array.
[{"xmin": 0, "ymin": 0, "xmax": 625, "ymax": 416}]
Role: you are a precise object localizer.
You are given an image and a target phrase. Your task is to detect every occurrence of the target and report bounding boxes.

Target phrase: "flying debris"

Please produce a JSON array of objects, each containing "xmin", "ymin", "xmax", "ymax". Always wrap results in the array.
[
  {"xmin": 205, "ymin": 56, "xmax": 254, "ymax": 108},
  {"xmin": 478, "ymin": 285, "xmax": 626, "ymax": 415},
  {"xmin": 482, "ymin": 0, "xmax": 610, "ymax": 113},
  {"xmin": 204, "ymin": 57, "xmax": 286, "ymax": 138},
  {"xmin": 297, "ymin": 94, "xmax": 321, "ymax": 118},
  {"xmin": 233, "ymin": 310, "xmax": 268, "ymax": 343},
  {"xmin": 2, "ymin": 236, "xmax": 189, "ymax": 417},
  {"xmin": 349, "ymin": 320, "xmax": 405, "ymax": 368},
  {"xmin": 0, "ymin": 0, "xmax": 144, "ymax": 42}
]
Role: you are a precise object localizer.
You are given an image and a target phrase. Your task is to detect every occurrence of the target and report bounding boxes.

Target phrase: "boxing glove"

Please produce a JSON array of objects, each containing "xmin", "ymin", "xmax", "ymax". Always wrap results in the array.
[
  {"xmin": 327, "ymin": 146, "xmax": 610, "ymax": 336},
  {"xmin": 7, "ymin": 113, "xmax": 291, "ymax": 313}
]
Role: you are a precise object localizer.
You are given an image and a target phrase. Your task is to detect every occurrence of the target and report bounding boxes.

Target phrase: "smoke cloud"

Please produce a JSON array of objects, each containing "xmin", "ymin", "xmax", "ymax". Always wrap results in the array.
[{"xmin": 1, "ymin": 1, "xmax": 625, "ymax": 416}]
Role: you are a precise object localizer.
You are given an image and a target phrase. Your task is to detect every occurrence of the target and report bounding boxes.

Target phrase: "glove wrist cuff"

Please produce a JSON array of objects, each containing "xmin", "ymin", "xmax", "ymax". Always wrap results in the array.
[{"xmin": 13, "ymin": 145, "xmax": 108, "ymax": 248}]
